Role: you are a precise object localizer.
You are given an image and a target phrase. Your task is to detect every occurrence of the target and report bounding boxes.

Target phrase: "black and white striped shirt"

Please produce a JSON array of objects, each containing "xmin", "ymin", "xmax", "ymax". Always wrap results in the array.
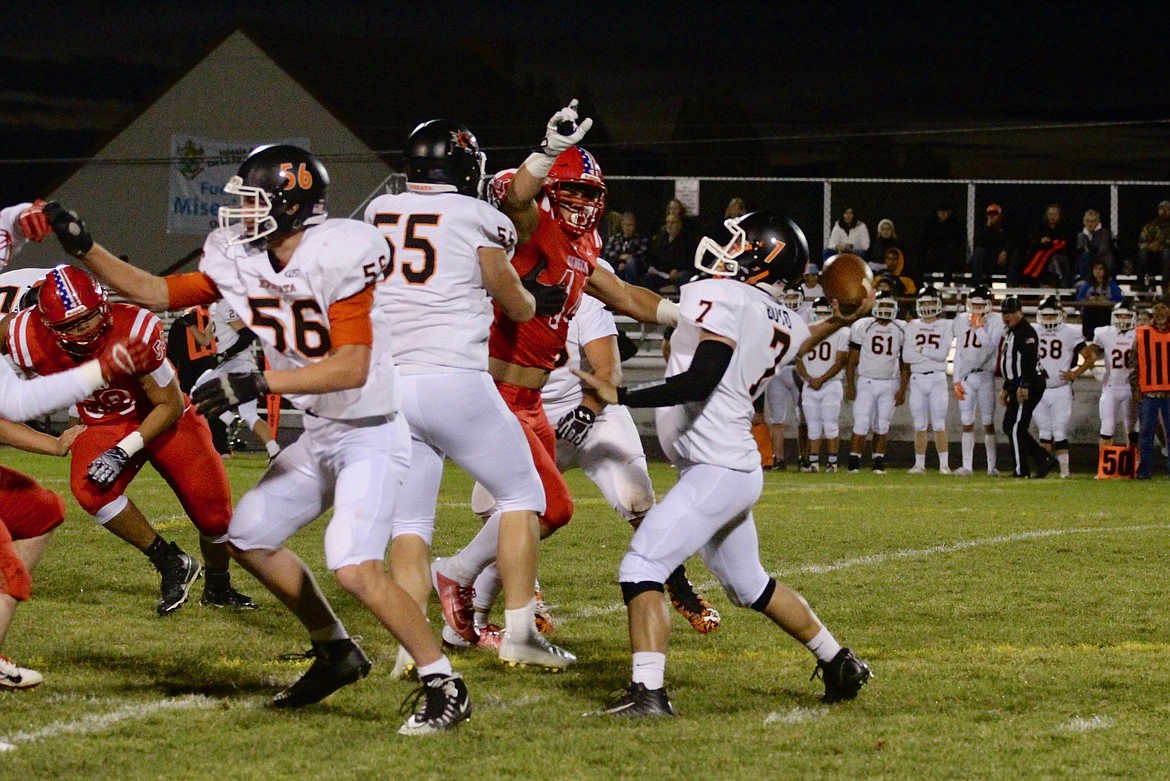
[{"xmin": 999, "ymin": 318, "xmax": 1043, "ymax": 390}]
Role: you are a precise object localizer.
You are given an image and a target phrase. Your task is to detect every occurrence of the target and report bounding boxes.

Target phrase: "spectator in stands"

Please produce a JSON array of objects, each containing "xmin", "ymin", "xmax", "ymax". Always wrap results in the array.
[
  {"xmin": 1074, "ymin": 259, "xmax": 1124, "ymax": 341},
  {"xmin": 800, "ymin": 263, "xmax": 824, "ymax": 300},
  {"xmin": 640, "ymin": 212, "xmax": 696, "ymax": 292},
  {"xmin": 1138, "ymin": 200, "xmax": 1170, "ymax": 293},
  {"xmin": 970, "ymin": 204, "xmax": 1016, "ymax": 287},
  {"xmin": 1023, "ymin": 204, "xmax": 1076, "ymax": 287},
  {"xmin": 1076, "ymin": 209, "xmax": 1115, "ymax": 279},
  {"xmin": 602, "ymin": 211, "xmax": 650, "ymax": 283},
  {"xmin": 724, "ymin": 197, "xmax": 747, "ymax": 220},
  {"xmin": 882, "ymin": 247, "xmax": 917, "ymax": 296},
  {"xmin": 869, "ymin": 219, "xmax": 899, "ymax": 276},
  {"xmin": 919, "ymin": 204, "xmax": 966, "ymax": 286},
  {"xmin": 825, "ymin": 207, "xmax": 870, "ymax": 261}
]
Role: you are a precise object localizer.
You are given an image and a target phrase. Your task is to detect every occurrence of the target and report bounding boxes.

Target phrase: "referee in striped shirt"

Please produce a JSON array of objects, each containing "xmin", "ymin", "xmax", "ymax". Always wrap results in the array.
[
  {"xmin": 998, "ymin": 296, "xmax": 1058, "ymax": 478},
  {"xmin": 1131, "ymin": 295, "xmax": 1170, "ymax": 479}
]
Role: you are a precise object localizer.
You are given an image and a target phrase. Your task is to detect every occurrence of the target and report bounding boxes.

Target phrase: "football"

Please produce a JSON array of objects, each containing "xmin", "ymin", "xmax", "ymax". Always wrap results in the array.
[{"xmin": 820, "ymin": 253, "xmax": 874, "ymax": 316}]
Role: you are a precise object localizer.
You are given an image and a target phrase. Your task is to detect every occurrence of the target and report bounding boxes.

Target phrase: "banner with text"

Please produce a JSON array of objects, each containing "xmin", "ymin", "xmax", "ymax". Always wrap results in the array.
[{"xmin": 168, "ymin": 136, "xmax": 309, "ymax": 235}]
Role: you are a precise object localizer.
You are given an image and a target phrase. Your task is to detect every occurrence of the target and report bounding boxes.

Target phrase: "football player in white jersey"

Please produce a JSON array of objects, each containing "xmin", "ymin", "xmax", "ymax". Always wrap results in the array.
[
  {"xmin": 762, "ymin": 281, "xmax": 811, "ymax": 469},
  {"xmin": 795, "ymin": 297, "xmax": 848, "ymax": 472},
  {"xmin": 1067, "ymin": 299, "xmax": 1138, "ymax": 451},
  {"xmin": 45, "ymin": 145, "xmax": 470, "ymax": 735},
  {"xmin": 951, "ymin": 286, "xmax": 1002, "ymax": 476},
  {"xmin": 363, "ymin": 119, "xmax": 572, "ymax": 673},
  {"xmin": 0, "ymin": 267, "xmax": 52, "ymax": 315},
  {"xmin": 903, "ymin": 287, "xmax": 955, "ymax": 474},
  {"xmin": 191, "ymin": 300, "xmax": 280, "ymax": 460},
  {"xmin": 846, "ymin": 291, "xmax": 908, "ymax": 473},
  {"xmin": 1034, "ymin": 295, "xmax": 1085, "ymax": 477},
  {"xmin": 470, "ymin": 271, "xmax": 721, "ymax": 639},
  {"xmin": 575, "ymin": 212, "xmax": 873, "ymax": 717}
]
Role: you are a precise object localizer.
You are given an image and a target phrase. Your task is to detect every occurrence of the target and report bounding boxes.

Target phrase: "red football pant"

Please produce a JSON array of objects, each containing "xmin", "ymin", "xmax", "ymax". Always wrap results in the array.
[
  {"xmin": 69, "ymin": 406, "xmax": 232, "ymax": 538},
  {"xmin": 0, "ymin": 466, "xmax": 64, "ymax": 601},
  {"xmin": 495, "ymin": 382, "xmax": 574, "ymax": 531}
]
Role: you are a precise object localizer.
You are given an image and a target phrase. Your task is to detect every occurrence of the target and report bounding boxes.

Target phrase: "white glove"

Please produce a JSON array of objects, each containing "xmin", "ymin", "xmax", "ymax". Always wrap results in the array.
[{"xmin": 540, "ymin": 99, "xmax": 593, "ymax": 157}]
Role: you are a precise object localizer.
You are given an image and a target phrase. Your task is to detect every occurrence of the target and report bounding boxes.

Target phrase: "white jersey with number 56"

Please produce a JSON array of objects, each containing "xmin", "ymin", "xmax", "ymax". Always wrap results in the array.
[
  {"xmin": 198, "ymin": 219, "xmax": 396, "ymax": 419},
  {"xmin": 365, "ymin": 191, "xmax": 517, "ymax": 374},
  {"xmin": 656, "ymin": 279, "xmax": 810, "ymax": 472}
]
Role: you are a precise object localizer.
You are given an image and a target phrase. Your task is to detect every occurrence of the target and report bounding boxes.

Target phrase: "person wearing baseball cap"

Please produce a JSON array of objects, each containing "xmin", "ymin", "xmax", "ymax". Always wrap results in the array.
[
  {"xmin": 801, "ymin": 263, "xmax": 824, "ymax": 299},
  {"xmin": 971, "ymin": 204, "xmax": 1015, "ymax": 287},
  {"xmin": 1138, "ymin": 201, "xmax": 1170, "ymax": 293},
  {"xmin": 998, "ymin": 296, "xmax": 1058, "ymax": 478}
]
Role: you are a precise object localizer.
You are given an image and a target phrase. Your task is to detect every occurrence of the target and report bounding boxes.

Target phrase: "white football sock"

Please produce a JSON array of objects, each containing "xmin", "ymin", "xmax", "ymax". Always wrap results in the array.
[
  {"xmin": 631, "ymin": 652, "xmax": 666, "ymax": 690},
  {"xmin": 445, "ymin": 510, "xmax": 503, "ymax": 583},
  {"xmin": 265, "ymin": 440, "xmax": 281, "ymax": 457},
  {"xmin": 805, "ymin": 626, "xmax": 843, "ymax": 663},
  {"xmin": 472, "ymin": 563, "xmax": 502, "ymax": 613},
  {"xmin": 417, "ymin": 656, "xmax": 454, "ymax": 680},
  {"xmin": 962, "ymin": 431, "xmax": 975, "ymax": 470},
  {"xmin": 504, "ymin": 598, "xmax": 538, "ymax": 641},
  {"xmin": 985, "ymin": 434, "xmax": 998, "ymax": 472}
]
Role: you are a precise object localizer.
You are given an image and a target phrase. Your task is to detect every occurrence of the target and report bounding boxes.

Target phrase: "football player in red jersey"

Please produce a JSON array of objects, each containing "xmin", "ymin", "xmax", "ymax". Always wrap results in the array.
[
  {"xmin": 1, "ymin": 266, "xmax": 253, "ymax": 616},
  {"xmin": 431, "ymin": 100, "xmax": 683, "ymax": 656}
]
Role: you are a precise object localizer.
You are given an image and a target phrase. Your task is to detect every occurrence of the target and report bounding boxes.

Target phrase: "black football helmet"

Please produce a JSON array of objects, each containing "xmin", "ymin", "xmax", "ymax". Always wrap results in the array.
[
  {"xmin": 694, "ymin": 211, "xmax": 809, "ymax": 287},
  {"xmin": 405, "ymin": 120, "xmax": 486, "ymax": 197},
  {"xmin": 966, "ymin": 285, "xmax": 993, "ymax": 316},
  {"xmin": 916, "ymin": 286, "xmax": 943, "ymax": 318},
  {"xmin": 218, "ymin": 145, "xmax": 329, "ymax": 246},
  {"xmin": 812, "ymin": 296, "xmax": 833, "ymax": 320}
]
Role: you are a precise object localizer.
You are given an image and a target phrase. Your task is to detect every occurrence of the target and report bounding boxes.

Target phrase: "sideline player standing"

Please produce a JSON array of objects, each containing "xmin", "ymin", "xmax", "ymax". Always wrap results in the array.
[
  {"xmin": 845, "ymin": 291, "xmax": 907, "ymax": 473},
  {"xmin": 1034, "ymin": 295, "xmax": 1083, "ymax": 477},
  {"xmin": 43, "ymin": 145, "xmax": 470, "ymax": 734},
  {"xmin": 903, "ymin": 287, "xmax": 955, "ymax": 474},
  {"xmin": 3, "ymin": 266, "xmax": 254, "ymax": 614},
  {"xmin": 364, "ymin": 119, "xmax": 570, "ymax": 674},
  {"xmin": 795, "ymin": 297, "xmax": 849, "ymax": 472},
  {"xmin": 1067, "ymin": 299, "xmax": 1138, "ymax": 451},
  {"xmin": 575, "ymin": 211, "xmax": 873, "ymax": 716},
  {"xmin": 429, "ymin": 101, "xmax": 682, "ymax": 657},
  {"xmin": 951, "ymin": 286, "xmax": 1002, "ymax": 476}
]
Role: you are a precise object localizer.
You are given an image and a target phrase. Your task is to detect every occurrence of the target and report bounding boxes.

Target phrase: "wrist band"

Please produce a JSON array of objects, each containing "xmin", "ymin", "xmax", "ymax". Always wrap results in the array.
[
  {"xmin": 656, "ymin": 299, "xmax": 680, "ymax": 327},
  {"xmin": 116, "ymin": 431, "xmax": 145, "ymax": 457},
  {"xmin": 522, "ymin": 152, "xmax": 555, "ymax": 180},
  {"xmin": 79, "ymin": 360, "xmax": 108, "ymax": 391}
]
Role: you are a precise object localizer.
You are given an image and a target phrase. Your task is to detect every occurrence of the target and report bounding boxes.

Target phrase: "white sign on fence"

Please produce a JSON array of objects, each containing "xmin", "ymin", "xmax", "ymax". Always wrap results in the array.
[
  {"xmin": 168, "ymin": 136, "xmax": 309, "ymax": 234},
  {"xmin": 674, "ymin": 177, "xmax": 701, "ymax": 216}
]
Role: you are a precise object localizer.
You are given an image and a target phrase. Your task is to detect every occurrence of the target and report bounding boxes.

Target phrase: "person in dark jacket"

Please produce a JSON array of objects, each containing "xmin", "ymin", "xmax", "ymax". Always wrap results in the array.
[
  {"xmin": 1022, "ymin": 204, "xmax": 1076, "ymax": 287},
  {"xmin": 998, "ymin": 296, "xmax": 1058, "ymax": 478},
  {"xmin": 919, "ymin": 205, "xmax": 966, "ymax": 285}
]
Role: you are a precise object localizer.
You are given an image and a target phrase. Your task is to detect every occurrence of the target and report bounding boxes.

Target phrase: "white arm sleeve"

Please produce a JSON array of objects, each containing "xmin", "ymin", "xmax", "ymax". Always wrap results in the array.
[{"xmin": 0, "ymin": 358, "xmax": 104, "ymax": 421}]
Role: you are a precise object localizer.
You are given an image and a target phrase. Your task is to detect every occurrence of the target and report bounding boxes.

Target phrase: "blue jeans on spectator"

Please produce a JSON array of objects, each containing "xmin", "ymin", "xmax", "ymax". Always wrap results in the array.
[{"xmin": 1137, "ymin": 396, "xmax": 1170, "ymax": 479}]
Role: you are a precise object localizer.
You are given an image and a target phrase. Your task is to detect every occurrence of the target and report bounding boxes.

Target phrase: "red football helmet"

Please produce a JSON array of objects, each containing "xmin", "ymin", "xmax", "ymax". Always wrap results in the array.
[
  {"xmin": 484, "ymin": 168, "xmax": 517, "ymax": 210},
  {"xmin": 38, "ymin": 265, "xmax": 112, "ymax": 357},
  {"xmin": 544, "ymin": 147, "xmax": 606, "ymax": 235}
]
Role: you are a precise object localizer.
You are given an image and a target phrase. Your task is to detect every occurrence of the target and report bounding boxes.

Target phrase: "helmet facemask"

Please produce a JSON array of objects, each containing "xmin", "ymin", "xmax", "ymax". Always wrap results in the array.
[
  {"xmin": 872, "ymin": 296, "xmax": 899, "ymax": 321},
  {"xmin": 547, "ymin": 181, "xmax": 606, "ymax": 235},
  {"xmin": 1111, "ymin": 308, "xmax": 1135, "ymax": 332},
  {"xmin": 695, "ymin": 217, "xmax": 751, "ymax": 279},
  {"xmin": 1037, "ymin": 308, "xmax": 1063, "ymax": 331},
  {"xmin": 218, "ymin": 176, "xmax": 278, "ymax": 246},
  {"xmin": 916, "ymin": 294, "xmax": 942, "ymax": 319}
]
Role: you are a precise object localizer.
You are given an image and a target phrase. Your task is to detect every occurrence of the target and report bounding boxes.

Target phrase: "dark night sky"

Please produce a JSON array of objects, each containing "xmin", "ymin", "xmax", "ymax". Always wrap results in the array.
[{"xmin": 2, "ymin": 1, "xmax": 1168, "ymax": 192}]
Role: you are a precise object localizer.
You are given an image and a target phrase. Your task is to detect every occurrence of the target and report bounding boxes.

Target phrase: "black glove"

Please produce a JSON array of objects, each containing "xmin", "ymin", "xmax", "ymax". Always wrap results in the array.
[
  {"xmin": 555, "ymin": 405, "xmax": 596, "ymax": 446},
  {"xmin": 521, "ymin": 258, "xmax": 568, "ymax": 317},
  {"xmin": 192, "ymin": 371, "xmax": 270, "ymax": 417},
  {"xmin": 43, "ymin": 201, "xmax": 94, "ymax": 257},
  {"xmin": 88, "ymin": 446, "xmax": 130, "ymax": 487}
]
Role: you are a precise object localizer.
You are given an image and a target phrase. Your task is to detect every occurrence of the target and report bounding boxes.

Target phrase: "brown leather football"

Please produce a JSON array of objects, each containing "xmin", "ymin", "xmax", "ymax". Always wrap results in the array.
[{"xmin": 820, "ymin": 253, "xmax": 874, "ymax": 316}]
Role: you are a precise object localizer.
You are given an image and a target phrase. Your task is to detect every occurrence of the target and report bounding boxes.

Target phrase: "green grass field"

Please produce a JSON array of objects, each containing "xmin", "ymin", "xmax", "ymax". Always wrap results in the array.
[{"xmin": 2, "ymin": 448, "xmax": 1169, "ymax": 780}]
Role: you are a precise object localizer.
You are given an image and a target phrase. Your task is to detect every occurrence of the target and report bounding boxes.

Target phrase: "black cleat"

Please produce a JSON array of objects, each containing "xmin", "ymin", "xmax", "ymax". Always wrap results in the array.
[
  {"xmin": 770, "ymin": 459, "xmax": 787, "ymax": 472},
  {"xmin": 273, "ymin": 638, "xmax": 371, "ymax": 708},
  {"xmin": 155, "ymin": 542, "xmax": 202, "ymax": 616},
  {"xmin": 813, "ymin": 647, "xmax": 873, "ymax": 703},
  {"xmin": 665, "ymin": 569, "xmax": 720, "ymax": 634},
  {"xmin": 871, "ymin": 457, "xmax": 886, "ymax": 474},
  {"xmin": 201, "ymin": 580, "xmax": 258, "ymax": 609},
  {"xmin": 588, "ymin": 682, "xmax": 677, "ymax": 718},
  {"xmin": 1034, "ymin": 454, "xmax": 1058, "ymax": 479},
  {"xmin": 397, "ymin": 672, "xmax": 473, "ymax": 735}
]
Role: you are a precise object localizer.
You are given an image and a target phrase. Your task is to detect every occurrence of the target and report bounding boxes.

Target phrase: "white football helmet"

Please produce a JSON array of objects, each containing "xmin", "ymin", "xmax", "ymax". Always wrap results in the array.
[
  {"xmin": 916, "ymin": 286, "xmax": 942, "ymax": 319},
  {"xmin": 1111, "ymin": 300, "xmax": 1136, "ymax": 332},
  {"xmin": 966, "ymin": 285, "xmax": 993, "ymax": 316},
  {"xmin": 1036, "ymin": 295, "xmax": 1064, "ymax": 331},
  {"xmin": 782, "ymin": 282, "xmax": 804, "ymax": 310},
  {"xmin": 872, "ymin": 291, "xmax": 899, "ymax": 321}
]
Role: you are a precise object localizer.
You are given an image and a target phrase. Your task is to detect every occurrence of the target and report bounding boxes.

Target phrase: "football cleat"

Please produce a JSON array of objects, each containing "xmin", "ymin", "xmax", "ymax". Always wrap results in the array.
[
  {"xmin": 534, "ymin": 583, "xmax": 555, "ymax": 635},
  {"xmin": 824, "ymin": 463, "xmax": 838, "ymax": 473},
  {"xmin": 200, "ymin": 578, "xmax": 258, "ymax": 609},
  {"xmin": 474, "ymin": 623, "xmax": 503, "ymax": 651},
  {"xmin": 274, "ymin": 638, "xmax": 371, "ymax": 708},
  {"xmin": 907, "ymin": 464, "xmax": 926, "ymax": 475},
  {"xmin": 847, "ymin": 455, "xmax": 861, "ymax": 473},
  {"xmin": 812, "ymin": 647, "xmax": 873, "ymax": 704},
  {"xmin": 938, "ymin": 465, "xmax": 951, "ymax": 475},
  {"xmin": 499, "ymin": 628, "xmax": 577, "ymax": 670},
  {"xmin": 770, "ymin": 459, "xmax": 787, "ymax": 472},
  {"xmin": 1034, "ymin": 454, "xmax": 1059, "ymax": 479},
  {"xmin": 665, "ymin": 570, "xmax": 721, "ymax": 634},
  {"xmin": 987, "ymin": 468, "xmax": 1001, "ymax": 477},
  {"xmin": 156, "ymin": 542, "xmax": 202, "ymax": 616},
  {"xmin": 954, "ymin": 467, "xmax": 974, "ymax": 476},
  {"xmin": 431, "ymin": 559, "xmax": 478, "ymax": 643},
  {"xmin": 390, "ymin": 645, "xmax": 417, "ymax": 681},
  {"xmin": 0, "ymin": 655, "xmax": 43, "ymax": 690},
  {"xmin": 588, "ymin": 682, "xmax": 676, "ymax": 718},
  {"xmin": 871, "ymin": 457, "xmax": 886, "ymax": 475},
  {"xmin": 397, "ymin": 672, "xmax": 472, "ymax": 736}
]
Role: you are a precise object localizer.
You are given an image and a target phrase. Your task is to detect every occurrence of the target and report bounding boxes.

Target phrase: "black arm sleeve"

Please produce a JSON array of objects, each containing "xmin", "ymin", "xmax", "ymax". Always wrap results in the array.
[
  {"xmin": 617, "ymin": 339, "xmax": 734, "ymax": 408},
  {"xmin": 220, "ymin": 326, "xmax": 258, "ymax": 362}
]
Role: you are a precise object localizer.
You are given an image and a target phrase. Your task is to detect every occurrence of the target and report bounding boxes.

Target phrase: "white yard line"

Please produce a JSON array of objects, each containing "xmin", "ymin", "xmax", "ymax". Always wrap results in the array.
[
  {"xmin": 1, "ymin": 695, "xmax": 220, "ymax": 751},
  {"xmin": 1058, "ymin": 714, "xmax": 1115, "ymax": 732}
]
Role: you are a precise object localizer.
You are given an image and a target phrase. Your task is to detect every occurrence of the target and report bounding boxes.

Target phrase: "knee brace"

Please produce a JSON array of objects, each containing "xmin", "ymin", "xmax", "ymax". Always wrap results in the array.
[
  {"xmin": 748, "ymin": 578, "xmax": 778, "ymax": 612},
  {"xmin": 620, "ymin": 580, "xmax": 664, "ymax": 605}
]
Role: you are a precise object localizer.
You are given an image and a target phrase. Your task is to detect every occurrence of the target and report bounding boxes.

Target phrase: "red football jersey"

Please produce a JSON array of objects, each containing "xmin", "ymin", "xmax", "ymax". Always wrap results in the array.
[
  {"xmin": 6, "ymin": 303, "xmax": 170, "ymax": 425},
  {"xmin": 488, "ymin": 205, "xmax": 600, "ymax": 371}
]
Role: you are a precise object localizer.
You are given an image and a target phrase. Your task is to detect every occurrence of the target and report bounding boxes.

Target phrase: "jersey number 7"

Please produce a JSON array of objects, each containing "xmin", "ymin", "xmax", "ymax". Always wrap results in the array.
[{"xmin": 749, "ymin": 328, "xmax": 793, "ymax": 395}]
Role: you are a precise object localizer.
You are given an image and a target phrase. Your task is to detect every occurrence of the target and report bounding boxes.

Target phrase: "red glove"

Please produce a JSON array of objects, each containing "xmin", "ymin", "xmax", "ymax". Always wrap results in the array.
[
  {"xmin": 96, "ymin": 339, "xmax": 152, "ymax": 383},
  {"xmin": 17, "ymin": 199, "xmax": 51, "ymax": 242}
]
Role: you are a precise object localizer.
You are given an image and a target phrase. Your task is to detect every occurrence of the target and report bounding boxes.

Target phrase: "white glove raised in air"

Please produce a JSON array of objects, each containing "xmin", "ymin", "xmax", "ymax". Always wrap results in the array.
[{"xmin": 540, "ymin": 99, "xmax": 594, "ymax": 157}]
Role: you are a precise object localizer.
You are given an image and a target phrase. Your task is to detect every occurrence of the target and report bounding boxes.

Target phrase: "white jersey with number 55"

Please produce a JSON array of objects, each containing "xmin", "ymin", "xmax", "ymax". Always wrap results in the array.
[
  {"xmin": 365, "ymin": 191, "xmax": 517, "ymax": 374},
  {"xmin": 656, "ymin": 279, "xmax": 810, "ymax": 472},
  {"xmin": 198, "ymin": 219, "xmax": 396, "ymax": 419}
]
